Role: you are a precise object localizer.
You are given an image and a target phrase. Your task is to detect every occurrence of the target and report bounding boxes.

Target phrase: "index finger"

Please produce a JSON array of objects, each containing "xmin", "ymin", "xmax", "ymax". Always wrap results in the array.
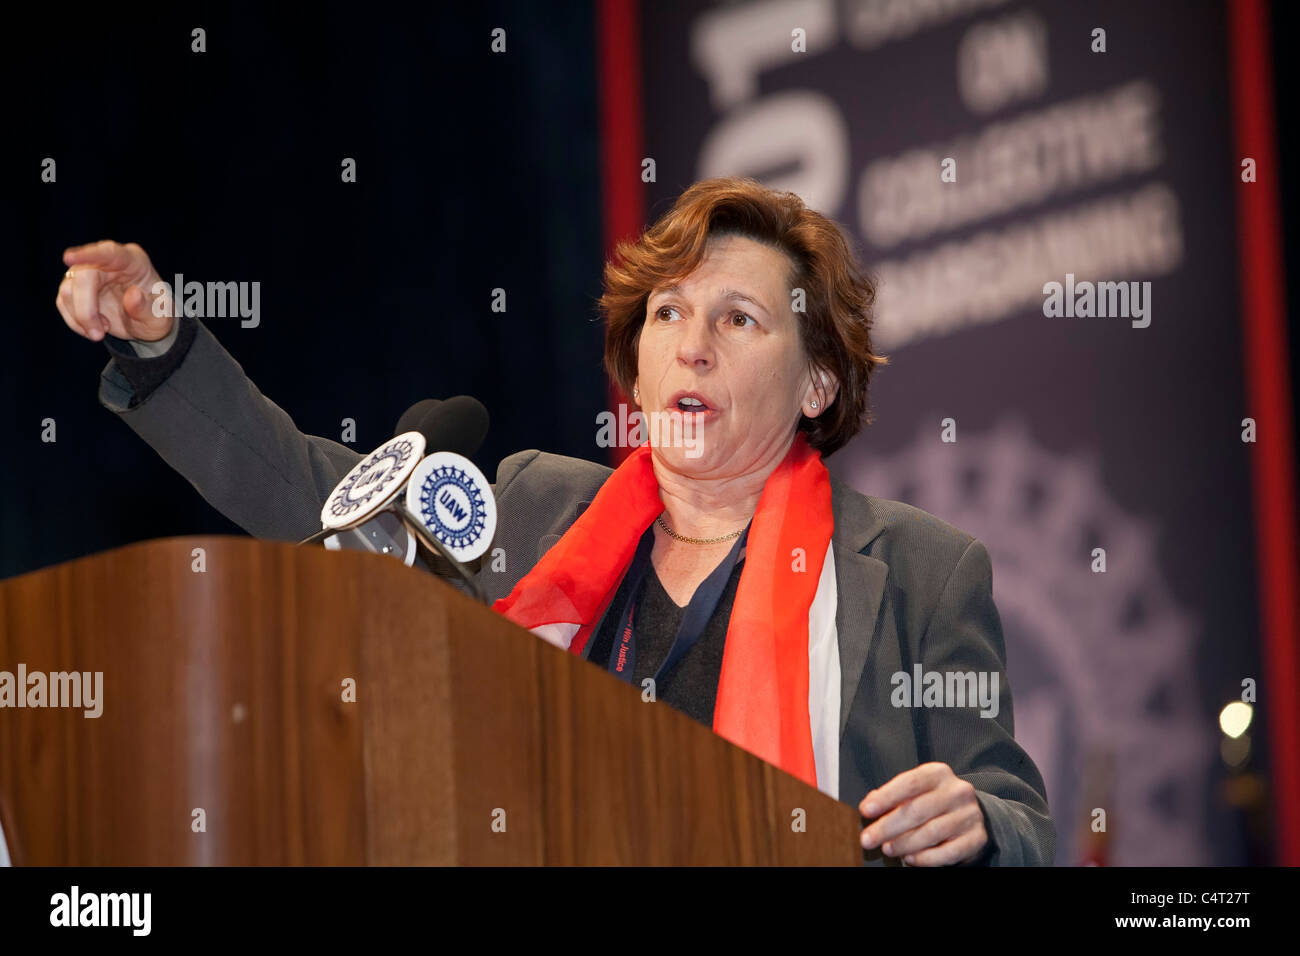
[
  {"xmin": 69, "ymin": 266, "xmax": 106, "ymax": 332},
  {"xmin": 860, "ymin": 762, "xmax": 948, "ymax": 816},
  {"xmin": 62, "ymin": 239, "xmax": 133, "ymax": 271}
]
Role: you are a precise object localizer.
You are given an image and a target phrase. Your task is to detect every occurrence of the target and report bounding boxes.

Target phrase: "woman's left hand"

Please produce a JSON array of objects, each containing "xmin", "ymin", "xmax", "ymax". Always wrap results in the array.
[{"xmin": 858, "ymin": 762, "xmax": 989, "ymax": 865}]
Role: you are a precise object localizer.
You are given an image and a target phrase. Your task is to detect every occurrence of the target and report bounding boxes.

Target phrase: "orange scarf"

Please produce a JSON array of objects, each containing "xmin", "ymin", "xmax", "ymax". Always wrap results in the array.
[{"xmin": 493, "ymin": 433, "xmax": 833, "ymax": 789}]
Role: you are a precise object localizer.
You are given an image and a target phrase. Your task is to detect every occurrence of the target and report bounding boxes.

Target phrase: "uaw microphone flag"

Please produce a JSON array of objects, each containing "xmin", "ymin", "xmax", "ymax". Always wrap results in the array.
[{"xmin": 314, "ymin": 432, "xmax": 497, "ymax": 567}]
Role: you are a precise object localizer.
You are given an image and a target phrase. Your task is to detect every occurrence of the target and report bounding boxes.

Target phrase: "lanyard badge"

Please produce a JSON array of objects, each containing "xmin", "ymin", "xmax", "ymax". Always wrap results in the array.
[{"xmin": 607, "ymin": 522, "xmax": 749, "ymax": 685}]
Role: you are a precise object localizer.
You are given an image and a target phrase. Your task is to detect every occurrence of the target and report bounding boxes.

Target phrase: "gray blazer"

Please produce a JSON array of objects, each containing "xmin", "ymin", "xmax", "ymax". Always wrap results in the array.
[{"xmin": 99, "ymin": 319, "xmax": 1055, "ymax": 866}]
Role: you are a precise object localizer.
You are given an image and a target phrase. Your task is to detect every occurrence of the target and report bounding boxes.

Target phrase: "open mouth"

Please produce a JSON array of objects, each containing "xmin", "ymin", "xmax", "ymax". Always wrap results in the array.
[{"xmin": 668, "ymin": 390, "xmax": 715, "ymax": 415}]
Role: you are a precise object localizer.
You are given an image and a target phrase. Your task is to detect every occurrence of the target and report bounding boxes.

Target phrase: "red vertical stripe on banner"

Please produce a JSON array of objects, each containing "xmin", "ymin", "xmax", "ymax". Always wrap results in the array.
[
  {"xmin": 1228, "ymin": 0, "xmax": 1300, "ymax": 864},
  {"xmin": 597, "ymin": 0, "xmax": 645, "ymax": 466}
]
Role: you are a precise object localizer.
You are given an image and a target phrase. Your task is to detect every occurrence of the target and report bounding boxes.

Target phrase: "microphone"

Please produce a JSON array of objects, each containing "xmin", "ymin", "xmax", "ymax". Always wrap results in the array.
[
  {"xmin": 395, "ymin": 395, "xmax": 489, "ymax": 459},
  {"xmin": 300, "ymin": 398, "xmax": 497, "ymax": 604}
]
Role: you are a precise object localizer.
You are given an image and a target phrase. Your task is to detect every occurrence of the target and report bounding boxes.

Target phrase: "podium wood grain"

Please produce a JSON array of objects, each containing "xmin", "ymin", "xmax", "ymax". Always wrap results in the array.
[{"xmin": 0, "ymin": 537, "xmax": 861, "ymax": 865}]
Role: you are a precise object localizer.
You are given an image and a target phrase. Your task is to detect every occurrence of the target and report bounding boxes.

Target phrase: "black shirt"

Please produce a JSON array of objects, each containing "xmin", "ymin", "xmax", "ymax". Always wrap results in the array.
[{"xmin": 585, "ymin": 544, "xmax": 743, "ymax": 726}]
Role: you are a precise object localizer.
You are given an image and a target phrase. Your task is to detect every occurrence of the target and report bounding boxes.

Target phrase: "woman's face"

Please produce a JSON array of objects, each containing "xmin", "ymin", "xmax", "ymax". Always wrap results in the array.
[{"xmin": 635, "ymin": 233, "xmax": 834, "ymax": 479}]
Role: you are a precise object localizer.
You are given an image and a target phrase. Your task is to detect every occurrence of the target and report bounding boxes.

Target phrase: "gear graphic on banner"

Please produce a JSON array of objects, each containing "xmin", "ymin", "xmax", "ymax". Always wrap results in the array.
[{"xmin": 837, "ymin": 418, "xmax": 1212, "ymax": 865}]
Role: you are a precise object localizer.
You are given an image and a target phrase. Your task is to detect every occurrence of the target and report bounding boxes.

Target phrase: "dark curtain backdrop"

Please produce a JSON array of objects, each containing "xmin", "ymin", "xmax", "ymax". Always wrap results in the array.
[{"xmin": 1, "ymin": 2, "xmax": 605, "ymax": 580}]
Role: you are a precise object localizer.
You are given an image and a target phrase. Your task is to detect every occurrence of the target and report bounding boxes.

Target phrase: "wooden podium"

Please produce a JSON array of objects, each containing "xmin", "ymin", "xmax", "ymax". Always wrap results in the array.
[{"xmin": 0, "ymin": 537, "xmax": 860, "ymax": 865}]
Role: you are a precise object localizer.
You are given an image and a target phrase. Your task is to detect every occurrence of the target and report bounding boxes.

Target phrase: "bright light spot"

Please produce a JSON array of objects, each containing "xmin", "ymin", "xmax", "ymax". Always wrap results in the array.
[{"xmin": 1219, "ymin": 701, "xmax": 1252, "ymax": 739}]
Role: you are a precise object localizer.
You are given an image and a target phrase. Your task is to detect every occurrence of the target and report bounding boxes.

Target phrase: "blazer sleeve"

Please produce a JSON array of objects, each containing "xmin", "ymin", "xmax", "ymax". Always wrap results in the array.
[
  {"xmin": 916, "ymin": 538, "xmax": 1056, "ymax": 866},
  {"xmin": 98, "ymin": 317, "xmax": 364, "ymax": 542}
]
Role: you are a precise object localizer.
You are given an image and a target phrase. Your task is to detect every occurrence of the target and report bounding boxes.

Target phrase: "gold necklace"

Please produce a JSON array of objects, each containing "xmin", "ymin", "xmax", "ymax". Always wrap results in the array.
[{"xmin": 656, "ymin": 513, "xmax": 744, "ymax": 544}]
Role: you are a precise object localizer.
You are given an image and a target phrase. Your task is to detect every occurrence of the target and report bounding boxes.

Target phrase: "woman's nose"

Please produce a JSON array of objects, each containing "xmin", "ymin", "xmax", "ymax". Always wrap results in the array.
[{"xmin": 676, "ymin": 313, "xmax": 715, "ymax": 366}]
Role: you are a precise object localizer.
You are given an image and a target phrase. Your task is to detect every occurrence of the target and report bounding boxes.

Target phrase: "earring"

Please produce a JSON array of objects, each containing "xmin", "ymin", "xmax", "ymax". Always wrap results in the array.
[
  {"xmin": 633, "ymin": 386, "xmax": 639, "ymax": 401},
  {"xmin": 810, "ymin": 400, "xmax": 819, "ymax": 410}
]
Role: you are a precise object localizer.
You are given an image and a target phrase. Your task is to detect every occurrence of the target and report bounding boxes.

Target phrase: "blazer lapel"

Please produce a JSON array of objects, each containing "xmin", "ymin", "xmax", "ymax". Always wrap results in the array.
[
  {"xmin": 537, "ymin": 533, "xmax": 561, "ymax": 562},
  {"xmin": 830, "ymin": 476, "xmax": 888, "ymax": 739},
  {"xmin": 536, "ymin": 499, "xmax": 594, "ymax": 564}
]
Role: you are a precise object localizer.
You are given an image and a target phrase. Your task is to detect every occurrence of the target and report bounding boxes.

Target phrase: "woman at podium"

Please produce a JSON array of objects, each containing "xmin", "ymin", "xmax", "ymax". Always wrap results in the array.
[{"xmin": 54, "ymin": 177, "xmax": 1053, "ymax": 866}]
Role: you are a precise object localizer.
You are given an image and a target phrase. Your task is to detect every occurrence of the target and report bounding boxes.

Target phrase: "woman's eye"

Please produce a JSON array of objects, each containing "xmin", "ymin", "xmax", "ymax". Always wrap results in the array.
[
  {"xmin": 730, "ymin": 311, "xmax": 755, "ymax": 327},
  {"xmin": 656, "ymin": 306, "xmax": 680, "ymax": 321}
]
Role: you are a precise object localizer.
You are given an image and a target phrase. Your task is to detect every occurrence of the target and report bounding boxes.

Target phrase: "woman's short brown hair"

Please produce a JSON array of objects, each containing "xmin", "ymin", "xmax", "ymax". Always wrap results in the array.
[{"xmin": 600, "ymin": 176, "xmax": 886, "ymax": 458}]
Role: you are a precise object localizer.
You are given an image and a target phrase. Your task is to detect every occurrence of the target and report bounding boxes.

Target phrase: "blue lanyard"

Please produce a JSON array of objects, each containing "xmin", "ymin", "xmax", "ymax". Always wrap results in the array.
[{"xmin": 607, "ymin": 521, "xmax": 749, "ymax": 685}]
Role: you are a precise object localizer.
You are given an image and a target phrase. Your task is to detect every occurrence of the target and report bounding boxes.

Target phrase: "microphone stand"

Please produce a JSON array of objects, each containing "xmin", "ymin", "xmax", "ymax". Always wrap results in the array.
[
  {"xmin": 298, "ymin": 510, "xmax": 489, "ymax": 605},
  {"xmin": 403, "ymin": 513, "xmax": 489, "ymax": 605}
]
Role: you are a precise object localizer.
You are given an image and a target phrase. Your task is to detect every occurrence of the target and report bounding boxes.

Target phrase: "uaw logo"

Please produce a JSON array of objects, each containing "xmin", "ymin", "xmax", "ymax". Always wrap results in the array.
[
  {"xmin": 406, "ymin": 451, "xmax": 497, "ymax": 562},
  {"xmin": 417, "ymin": 466, "xmax": 486, "ymax": 549},
  {"xmin": 323, "ymin": 435, "xmax": 424, "ymax": 530}
]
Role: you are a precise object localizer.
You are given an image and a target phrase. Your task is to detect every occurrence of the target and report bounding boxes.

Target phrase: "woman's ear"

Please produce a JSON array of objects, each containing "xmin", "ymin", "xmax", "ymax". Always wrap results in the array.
[{"xmin": 804, "ymin": 366, "xmax": 839, "ymax": 417}]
